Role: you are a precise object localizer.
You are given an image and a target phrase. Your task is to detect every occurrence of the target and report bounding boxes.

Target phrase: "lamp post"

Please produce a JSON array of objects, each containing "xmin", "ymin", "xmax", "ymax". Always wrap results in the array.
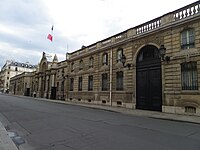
[
  {"xmin": 121, "ymin": 54, "xmax": 132, "ymax": 69},
  {"xmin": 62, "ymin": 76, "xmax": 65, "ymax": 101},
  {"xmin": 159, "ymin": 45, "xmax": 170, "ymax": 62}
]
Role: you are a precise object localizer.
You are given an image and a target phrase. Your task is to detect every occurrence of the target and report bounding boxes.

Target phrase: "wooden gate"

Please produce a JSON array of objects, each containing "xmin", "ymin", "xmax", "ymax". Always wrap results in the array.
[{"xmin": 136, "ymin": 45, "xmax": 162, "ymax": 111}]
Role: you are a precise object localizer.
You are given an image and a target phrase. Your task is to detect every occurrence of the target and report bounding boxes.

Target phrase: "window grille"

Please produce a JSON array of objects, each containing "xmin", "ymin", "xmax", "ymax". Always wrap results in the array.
[
  {"xmin": 185, "ymin": 106, "xmax": 196, "ymax": 113},
  {"xmin": 181, "ymin": 62, "xmax": 198, "ymax": 90}
]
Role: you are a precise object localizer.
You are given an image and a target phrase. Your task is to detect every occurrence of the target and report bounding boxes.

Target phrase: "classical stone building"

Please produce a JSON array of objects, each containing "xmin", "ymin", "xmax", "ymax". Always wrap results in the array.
[
  {"xmin": 10, "ymin": 1, "xmax": 200, "ymax": 116},
  {"xmin": 0, "ymin": 60, "xmax": 36, "ymax": 93}
]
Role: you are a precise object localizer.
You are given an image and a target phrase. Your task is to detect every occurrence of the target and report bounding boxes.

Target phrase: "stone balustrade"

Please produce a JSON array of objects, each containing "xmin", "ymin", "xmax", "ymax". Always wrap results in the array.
[
  {"xmin": 174, "ymin": 1, "xmax": 200, "ymax": 20},
  {"xmin": 68, "ymin": 1, "xmax": 200, "ymax": 60}
]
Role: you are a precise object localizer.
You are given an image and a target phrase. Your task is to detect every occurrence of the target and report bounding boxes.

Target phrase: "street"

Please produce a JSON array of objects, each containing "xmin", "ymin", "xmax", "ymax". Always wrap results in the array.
[{"xmin": 0, "ymin": 94, "xmax": 200, "ymax": 150}]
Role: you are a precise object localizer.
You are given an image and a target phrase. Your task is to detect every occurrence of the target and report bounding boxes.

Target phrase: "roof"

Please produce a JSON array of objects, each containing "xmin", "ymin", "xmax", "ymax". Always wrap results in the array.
[{"xmin": 1, "ymin": 60, "xmax": 37, "ymax": 70}]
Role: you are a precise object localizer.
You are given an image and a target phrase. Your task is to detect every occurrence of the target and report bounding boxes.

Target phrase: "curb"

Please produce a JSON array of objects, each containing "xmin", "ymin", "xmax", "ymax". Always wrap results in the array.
[
  {"xmin": 8, "ymin": 94, "xmax": 200, "ymax": 125},
  {"xmin": 34, "ymin": 97, "xmax": 200, "ymax": 125}
]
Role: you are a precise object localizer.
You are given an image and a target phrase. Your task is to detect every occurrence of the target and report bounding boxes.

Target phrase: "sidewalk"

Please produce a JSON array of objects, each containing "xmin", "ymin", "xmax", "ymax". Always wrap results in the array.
[
  {"xmin": 34, "ymin": 97, "xmax": 200, "ymax": 125},
  {"xmin": 0, "ymin": 122, "xmax": 18, "ymax": 150}
]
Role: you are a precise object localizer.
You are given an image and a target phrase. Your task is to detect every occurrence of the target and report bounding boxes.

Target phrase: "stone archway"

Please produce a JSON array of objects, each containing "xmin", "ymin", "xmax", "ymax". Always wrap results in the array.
[{"xmin": 136, "ymin": 45, "xmax": 162, "ymax": 111}]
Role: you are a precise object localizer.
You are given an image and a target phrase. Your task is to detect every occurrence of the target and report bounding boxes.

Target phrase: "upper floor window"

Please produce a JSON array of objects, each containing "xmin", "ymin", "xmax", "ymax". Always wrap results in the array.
[
  {"xmin": 181, "ymin": 62, "xmax": 198, "ymax": 90},
  {"xmin": 117, "ymin": 48, "xmax": 123, "ymax": 63},
  {"xmin": 116, "ymin": 71, "xmax": 123, "ymax": 90},
  {"xmin": 79, "ymin": 60, "xmax": 84, "ymax": 70},
  {"xmin": 181, "ymin": 29, "xmax": 195, "ymax": 49},
  {"xmin": 89, "ymin": 57, "xmax": 94, "ymax": 68},
  {"xmin": 102, "ymin": 53, "xmax": 108, "ymax": 65},
  {"xmin": 71, "ymin": 62, "xmax": 74, "ymax": 72},
  {"xmin": 15, "ymin": 67, "xmax": 18, "ymax": 71}
]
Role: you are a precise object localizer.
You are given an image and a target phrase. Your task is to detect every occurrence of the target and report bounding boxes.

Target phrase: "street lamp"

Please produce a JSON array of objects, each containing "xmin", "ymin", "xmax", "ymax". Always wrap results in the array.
[
  {"xmin": 159, "ymin": 45, "xmax": 170, "ymax": 62},
  {"xmin": 121, "ymin": 54, "xmax": 132, "ymax": 70}
]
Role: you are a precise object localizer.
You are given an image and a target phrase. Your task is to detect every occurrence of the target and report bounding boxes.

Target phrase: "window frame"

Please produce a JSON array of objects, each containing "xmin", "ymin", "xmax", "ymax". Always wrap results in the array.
[
  {"xmin": 79, "ymin": 60, "xmax": 84, "ymax": 70},
  {"xmin": 181, "ymin": 61, "xmax": 198, "ymax": 90},
  {"xmin": 117, "ymin": 48, "xmax": 123, "ymax": 63},
  {"xmin": 102, "ymin": 73, "xmax": 108, "ymax": 91},
  {"xmin": 102, "ymin": 53, "xmax": 108, "ymax": 65},
  {"xmin": 88, "ymin": 75, "xmax": 93, "ymax": 91},
  {"xmin": 89, "ymin": 57, "xmax": 94, "ymax": 68},
  {"xmin": 181, "ymin": 28, "xmax": 195, "ymax": 50},
  {"xmin": 71, "ymin": 62, "xmax": 74, "ymax": 72},
  {"xmin": 78, "ymin": 76, "xmax": 83, "ymax": 91},
  {"xmin": 116, "ymin": 71, "xmax": 124, "ymax": 90},
  {"xmin": 70, "ymin": 78, "xmax": 74, "ymax": 91}
]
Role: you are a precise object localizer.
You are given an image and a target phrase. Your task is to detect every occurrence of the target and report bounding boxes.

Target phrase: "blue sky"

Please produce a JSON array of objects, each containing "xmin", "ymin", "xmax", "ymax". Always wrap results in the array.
[{"xmin": 0, "ymin": 0, "xmax": 196, "ymax": 68}]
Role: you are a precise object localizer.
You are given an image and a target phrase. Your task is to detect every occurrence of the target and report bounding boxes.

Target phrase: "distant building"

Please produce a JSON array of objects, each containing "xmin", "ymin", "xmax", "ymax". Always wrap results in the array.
[{"xmin": 0, "ymin": 60, "xmax": 37, "ymax": 93}]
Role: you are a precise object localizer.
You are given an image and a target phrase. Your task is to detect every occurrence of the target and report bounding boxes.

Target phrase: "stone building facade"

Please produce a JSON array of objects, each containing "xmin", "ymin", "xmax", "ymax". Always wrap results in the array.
[
  {"xmin": 10, "ymin": 1, "xmax": 200, "ymax": 116},
  {"xmin": 0, "ymin": 60, "xmax": 36, "ymax": 93}
]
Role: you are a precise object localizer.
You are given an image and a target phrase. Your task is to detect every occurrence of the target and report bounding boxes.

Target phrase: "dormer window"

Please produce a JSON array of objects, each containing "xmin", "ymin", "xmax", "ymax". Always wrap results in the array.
[{"xmin": 181, "ymin": 28, "xmax": 195, "ymax": 49}]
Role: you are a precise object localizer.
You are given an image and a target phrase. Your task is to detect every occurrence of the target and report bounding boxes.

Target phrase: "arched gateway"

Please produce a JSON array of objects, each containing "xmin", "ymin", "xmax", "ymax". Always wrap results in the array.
[{"xmin": 136, "ymin": 45, "xmax": 162, "ymax": 111}]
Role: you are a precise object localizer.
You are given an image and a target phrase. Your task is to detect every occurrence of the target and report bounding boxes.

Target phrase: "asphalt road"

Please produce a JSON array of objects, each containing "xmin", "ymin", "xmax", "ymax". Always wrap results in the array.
[{"xmin": 0, "ymin": 94, "xmax": 200, "ymax": 150}]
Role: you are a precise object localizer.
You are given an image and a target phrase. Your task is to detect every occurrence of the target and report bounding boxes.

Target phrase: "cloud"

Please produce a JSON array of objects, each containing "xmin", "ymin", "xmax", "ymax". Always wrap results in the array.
[
  {"xmin": 0, "ymin": 0, "xmax": 49, "ymax": 26},
  {"xmin": 0, "ymin": 0, "xmax": 67, "ymax": 67},
  {"xmin": 0, "ymin": 0, "xmax": 197, "ymax": 68}
]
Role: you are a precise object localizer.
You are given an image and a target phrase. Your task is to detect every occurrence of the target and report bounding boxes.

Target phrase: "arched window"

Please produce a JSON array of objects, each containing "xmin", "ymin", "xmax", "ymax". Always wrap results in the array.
[{"xmin": 137, "ymin": 45, "xmax": 159, "ymax": 62}]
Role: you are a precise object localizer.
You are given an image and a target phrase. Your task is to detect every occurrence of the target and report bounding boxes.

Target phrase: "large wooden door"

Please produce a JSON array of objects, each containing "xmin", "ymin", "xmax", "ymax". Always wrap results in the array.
[{"xmin": 136, "ymin": 45, "xmax": 162, "ymax": 111}]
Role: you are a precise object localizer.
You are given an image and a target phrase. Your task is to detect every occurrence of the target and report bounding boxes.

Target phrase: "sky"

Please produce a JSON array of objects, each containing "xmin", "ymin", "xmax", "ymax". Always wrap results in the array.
[{"xmin": 0, "ymin": 0, "xmax": 197, "ymax": 68}]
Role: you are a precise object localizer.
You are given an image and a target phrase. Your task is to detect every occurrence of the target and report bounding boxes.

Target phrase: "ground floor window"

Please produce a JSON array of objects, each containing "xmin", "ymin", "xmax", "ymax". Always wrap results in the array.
[
  {"xmin": 116, "ymin": 71, "xmax": 123, "ymax": 90},
  {"xmin": 88, "ymin": 75, "xmax": 93, "ymax": 91},
  {"xmin": 78, "ymin": 77, "xmax": 82, "ymax": 91},
  {"xmin": 102, "ymin": 73, "xmax": 108, "ymax": 91},
  {"xmin": 70, "ymin": 78, "xmax": 74, "ymax": 91},
  {"xmin": 181, "ymin": 61, "xmax": 198, "ymax": 90}
]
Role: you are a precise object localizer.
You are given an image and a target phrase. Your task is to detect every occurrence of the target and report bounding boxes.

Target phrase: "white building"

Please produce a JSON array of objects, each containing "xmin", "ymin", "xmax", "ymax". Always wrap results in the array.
[{"xmin": 0, "ymin": 60, "xmax": 37, "ymax": 93}]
